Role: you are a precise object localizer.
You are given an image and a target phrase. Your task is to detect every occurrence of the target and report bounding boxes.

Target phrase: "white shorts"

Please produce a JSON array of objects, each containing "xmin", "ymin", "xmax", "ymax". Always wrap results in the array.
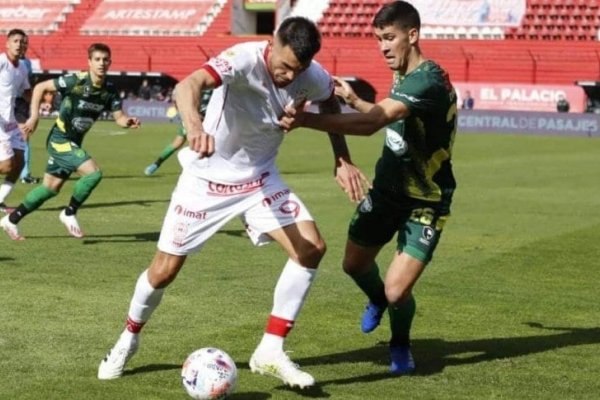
[
  {"xmin": 157, "ymin": 168, "xmax": 314, "ymax": 255},
  {"xmin": 0, "ymin": 123, "xmax": 26, "ymax": 162}
]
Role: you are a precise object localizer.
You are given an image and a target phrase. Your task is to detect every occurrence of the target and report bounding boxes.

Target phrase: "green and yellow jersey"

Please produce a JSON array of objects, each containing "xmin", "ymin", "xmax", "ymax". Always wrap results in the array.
[
  {"xmin": 374, "ymin": 60, "xmax": 457, "ymax": 204},
  {"xmin": 50, "ymin": 72, "xmax": 122, "ymax": 146}
]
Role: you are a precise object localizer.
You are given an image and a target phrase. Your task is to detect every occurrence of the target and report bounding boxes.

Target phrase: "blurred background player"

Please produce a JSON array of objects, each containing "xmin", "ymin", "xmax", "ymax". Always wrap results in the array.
[
  {"xmin": 14, "ymin": 33, "xmax": 40, "ymax": 184},
  {"xmin": 0, "ymin": 43, "xmax": 141, "ymax": 241},
  {"xmin": 144, "ymin": 89, "xmax": 212, "ymax": 176},
  {"xmin": 280, "ymin": 1, "xmax": 457, "ymax": 375},
  {"xmin": 0, "ymin": 29, "xmax": 30, "ymax": 213}
]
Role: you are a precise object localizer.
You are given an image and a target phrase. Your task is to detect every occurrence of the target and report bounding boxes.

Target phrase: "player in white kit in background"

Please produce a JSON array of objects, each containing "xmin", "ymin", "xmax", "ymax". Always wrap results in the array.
[
  {"xmin": 98, "ymin": 17, "xmax": 370, "ymax": 388},
  {"xmin": 0, "ymin": 29, "xmax": 30, "ymax": 213}
]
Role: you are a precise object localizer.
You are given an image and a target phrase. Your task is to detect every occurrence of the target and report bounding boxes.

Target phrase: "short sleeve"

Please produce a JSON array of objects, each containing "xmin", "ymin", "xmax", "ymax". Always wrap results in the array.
[
  {"xmin": 304, "ymin": 62, "xmax": 335, "ymax": 103},
  {"xmin": 53, "ymin": 74, "xmax": 79, "ymax": 96},
  {"xmin": 204, "ymin": 44, "xmax": 255, "ymax": 86}
]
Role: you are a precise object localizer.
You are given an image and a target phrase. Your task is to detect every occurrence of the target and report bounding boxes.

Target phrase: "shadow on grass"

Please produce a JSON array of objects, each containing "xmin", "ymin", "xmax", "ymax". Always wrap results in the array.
[
  {"xmin": 288, "ymin": 323, "xmax": 600, "ymax": 389},
  {"xmin": 117, "ymin": 323, "xmax": 600, "ymax": 395},
  {"xmin": 20, "ymin": 229, "xmax": 247, "ymax": 243},
  {"xmin": 38, "ymin": 199, "xmax": 169, "ymax": 212}
]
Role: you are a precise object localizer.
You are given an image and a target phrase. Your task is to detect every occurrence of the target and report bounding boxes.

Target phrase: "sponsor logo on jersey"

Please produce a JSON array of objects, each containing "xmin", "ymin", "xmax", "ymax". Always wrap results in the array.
[
  {"xmin": 359, "ymin": 194, "xmax": 373, "ymax": 213},
  {"xmin": 77, "ymin": 100, "xmax": 105, "ymax": 112},
  {"xmin": 262, "ymin": 189, "xmax": 290, "ymax": 207},
  {"xmin": 385, "ymin": 128, "xmax": 408, "ymax": 156},
  {"xmin": 212, "ymin": 57, "xmax": 232, "ymax": 75},
  {"xmin": 71, "ymin": 117, "xmax": 94, "ymax": 133},
  {"xmin": 207, "ymin": 172, "xmax": 269, "ymax": 197},
  {"xmin": 279, "ymin": 200, "xmax": 300, "ymax": 218},
  {"xmin": 397, "ymin": 93, "xmax": 421, "ymax": 103},
  {"xmin": 419, "ymin": 226, "xmax": 436, "ymax": 245},
  {"xmin": 172, "ymin": 222, "xmax": 188, "ymax": 247},
  {"xmin": 174, "ymin": 204, "xmax": 207, "ymax": 220}
]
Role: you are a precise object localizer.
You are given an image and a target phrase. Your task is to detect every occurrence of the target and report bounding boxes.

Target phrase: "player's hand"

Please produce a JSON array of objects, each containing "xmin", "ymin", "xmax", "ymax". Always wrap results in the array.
[
  {"xmin": 334, "ymin": 158, "xmax": 371, "ymax": 203},
  {"xmin": 20, "ymin": 116, "xmax": 39, "ymax": 139},
  {"xmin": 126, "ymin": 117, "xmax": 141, "ymax": 128},
  {"xmin": 333, "ymin": 76, "xmax": 359, "ymax": 109},
  {"xmin": 187, "ymin": 130, "xmax": 215, "ymax": 159},
  {"xmin": 279, "ymin": 98, "xmax": 307, "ymax": 132}
]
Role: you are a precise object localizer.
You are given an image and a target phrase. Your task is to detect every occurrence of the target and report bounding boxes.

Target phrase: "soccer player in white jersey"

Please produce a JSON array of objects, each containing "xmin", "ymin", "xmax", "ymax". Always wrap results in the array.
[
  {"xmin": 98, "ymin": 17, "xmax": 369, "ymax": 388},
  {"xmin": 0, "ymin": 29, "xmax": 30, "ymax": 213}
]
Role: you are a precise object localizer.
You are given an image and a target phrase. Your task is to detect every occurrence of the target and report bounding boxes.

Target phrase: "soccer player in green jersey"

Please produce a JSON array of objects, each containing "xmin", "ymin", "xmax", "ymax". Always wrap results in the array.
[
  {"xmin": 1, "ymin": 43, "xmax": 141, "ymax": 241},
  {"xmin": 143, "ymin": 90, "xmax": 212, "ymax": 176},
  {"xmin": 280, "ymin": 1, "xmax": 457, "ymax": 375}
]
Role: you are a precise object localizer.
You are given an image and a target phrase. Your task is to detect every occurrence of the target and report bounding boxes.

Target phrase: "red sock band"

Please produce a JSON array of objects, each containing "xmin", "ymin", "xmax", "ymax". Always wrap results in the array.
[
  {"xmin": 126, "ymin": 317, "xmax": 145, "ymax": 334},
  {"xmin": 265, "ymin": 315, "xmax": 294, "ymax": 337}
]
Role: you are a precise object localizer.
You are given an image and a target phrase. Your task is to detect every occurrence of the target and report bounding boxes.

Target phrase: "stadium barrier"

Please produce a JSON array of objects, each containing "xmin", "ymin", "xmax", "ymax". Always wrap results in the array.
[{"xmin": 458, "ymin": 109, "xmax": 600, "ymax": 137}]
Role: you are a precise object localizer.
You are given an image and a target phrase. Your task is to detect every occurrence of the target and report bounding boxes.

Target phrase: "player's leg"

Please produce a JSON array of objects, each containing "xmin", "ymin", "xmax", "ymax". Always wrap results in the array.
[
  {"xmin": 19, "ymin": 141, "xmax": 29, "ymax": 180},
  {"xmin": 19, "ymin": 141, "xmax": 39, "ymax": 183},
  {"xmin": 98, "ymin": 251, "xmax": 187, "ymax": 380},
  {"xmin": 384, "ymin": 252, "xmax": 423, "ymax": 375},
  {"xmin": 59, "ymin": 158, "xmax": 102, "ymax": 238},
  {"xmin": 144, "ymin": 131, "xmax": 186, "ymax": 175},
  {"xmin": 0, "ymin": 149, "xmax": 24, "ymax": 211},
  {"xmin": 344, "ymin": 191, "xmax": 399, "ymax": 333},
  {"xmin": 243, "ymin": 184, "xmax": 323, "ymax": 388},
  {"xmin": 99, "ymin": 171, "xmax": 229, "ymax": 379},
  {"xmin": 250, "ymin": 220, "xmax": 324, "ymax": 388},
  {"xmin": 385, "ymin": 206, "xmax": 447, "ymax": 375},
  {"xmin": 0, "ymin": 172, "xmax": 64, "ymax": 241},
  {"xmin": 343, "ymin": 240, "xmax": 387, "ymax": 333}
]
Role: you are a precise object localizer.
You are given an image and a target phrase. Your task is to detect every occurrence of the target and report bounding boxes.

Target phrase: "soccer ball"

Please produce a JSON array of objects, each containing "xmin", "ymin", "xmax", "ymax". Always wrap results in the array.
[{"xmin": 181, "ymin": 347, "xmax": 237, "ymax": 400}]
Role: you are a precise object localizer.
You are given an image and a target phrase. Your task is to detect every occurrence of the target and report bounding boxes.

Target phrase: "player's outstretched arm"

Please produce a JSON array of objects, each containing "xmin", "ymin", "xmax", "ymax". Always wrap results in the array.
[
  {"xmin": 21, "ymin": 78, "xmax": 55, "ymax": 138},
  {"xmin": 319, "ymin": 94, "xmax": 371, "ymax": 203},
  {"xmin": 113, "ymin": 110, "xmax": 141, "ymax": 129}
]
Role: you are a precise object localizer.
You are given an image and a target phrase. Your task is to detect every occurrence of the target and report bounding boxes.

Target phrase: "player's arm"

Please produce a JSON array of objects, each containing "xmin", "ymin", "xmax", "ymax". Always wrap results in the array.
[
  {"xmin": 281, "ymin": 77, "xmax": 410, "ymax": 136},
  {"xmin": 112, "ymin": 110, "xmax": 141, "ymax": 129},
  {"xmin": 22, "ymin": 78, "xmax": 56, "ymax": 137},
  {"xmin": 318, "ymin": 93, "xmax": 370, "ymax": 202},
  {"xmin": 173, "ymin": 68, "xmax": 219, "ymax": 158}
]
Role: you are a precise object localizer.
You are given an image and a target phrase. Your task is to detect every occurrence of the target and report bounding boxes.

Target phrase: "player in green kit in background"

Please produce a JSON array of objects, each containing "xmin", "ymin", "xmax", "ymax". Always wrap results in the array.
[
  {"xmin": 279, "ymin": 1, "xmax": 457, "ymax": 375},
  {"xmin": 0, "ymin": 43, "xmax": 141, "ymax": 241},
  {"xmin": 143, "ymin": 89, "xmax": 212, "ymax": 176}
]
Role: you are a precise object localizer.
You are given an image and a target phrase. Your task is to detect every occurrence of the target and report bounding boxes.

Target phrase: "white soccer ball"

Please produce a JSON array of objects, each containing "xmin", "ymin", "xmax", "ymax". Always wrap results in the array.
[{"xmin": 181, "ymin": 347, "xmax": 237, "ymax": 400}]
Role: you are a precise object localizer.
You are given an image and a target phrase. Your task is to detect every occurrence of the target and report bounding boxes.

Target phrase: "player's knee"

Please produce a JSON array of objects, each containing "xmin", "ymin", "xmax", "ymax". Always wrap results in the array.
[
  {"xmin": 148, "ymin": 254, "xmax": 184, "ymax": 288},
  {"xmin": 385, "ymin": 284, "xmax": 411, "ymax": 306},
  {"xmin": 342, "ymin": 258, "xmax": 363, "ymax": 276},
  {"xmin": 0, "ymin": 159, "xmax": 15, "ymax": 174},
  {"xmin": 294, "ymin": 237, "xmax": 326, "ymax": 268}
]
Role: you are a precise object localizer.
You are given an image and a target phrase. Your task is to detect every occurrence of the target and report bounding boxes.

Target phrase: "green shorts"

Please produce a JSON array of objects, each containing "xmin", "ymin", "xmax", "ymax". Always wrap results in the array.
[
  {"xmin": 348, "ymin": 187, "xmax": 451, "ymax": 264},
  {"xmin": 45, "ymin": 134, "xmax": 91, "ymax": 178}
]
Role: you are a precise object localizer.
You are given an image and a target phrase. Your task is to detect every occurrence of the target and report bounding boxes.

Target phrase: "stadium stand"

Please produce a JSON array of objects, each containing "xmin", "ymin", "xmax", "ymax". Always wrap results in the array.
[
  {"xmin": 0, "ymin": 0, "xmax": 77, "ymax": 35},
  {"xmin": 1, "ymin": 0, "xmax": 598, "ymax": 101},
  {"xmin": 80, "ymin": 0, "xmax": 219, "ymax": 36}
]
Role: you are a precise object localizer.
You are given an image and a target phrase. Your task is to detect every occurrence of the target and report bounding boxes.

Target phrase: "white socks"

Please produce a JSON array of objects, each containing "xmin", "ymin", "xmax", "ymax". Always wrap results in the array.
[
  {"xmin": 257, "ymin": 259, "xmax": 317, "ymax": 352},
  {"xmin": 0, "ymin": 181, "xmax": 14, "ymax": 203},
  {"xmin": 271, "ymin": 259, "xmax": 317, "ymax": 320},
  {"xmin": 126, "ymin": 270, "xmax": 165, "ymax": 332}
]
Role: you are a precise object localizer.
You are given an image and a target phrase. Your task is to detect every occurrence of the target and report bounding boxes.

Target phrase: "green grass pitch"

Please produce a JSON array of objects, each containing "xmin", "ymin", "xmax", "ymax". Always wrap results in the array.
[{"xmin": 1, "ymin": 119, "xmax": 599, "ymax": 399}]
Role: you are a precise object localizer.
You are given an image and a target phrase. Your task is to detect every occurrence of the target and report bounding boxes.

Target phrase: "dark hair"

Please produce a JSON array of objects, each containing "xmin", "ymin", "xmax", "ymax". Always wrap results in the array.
[
  {"xmin": 87, "ymin": 43, "xmax": 111, "ymax": 59},
  {"xmin": 7, "ymin": 29, "xmax": 27, "ymax": 39},
  {"xmin": 373, "ymin": 1, "xmax": 421, "ymax": 31},
  {"xmin": 276, "ymin": 16, "xmax": 321, "ymax": 65}
]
